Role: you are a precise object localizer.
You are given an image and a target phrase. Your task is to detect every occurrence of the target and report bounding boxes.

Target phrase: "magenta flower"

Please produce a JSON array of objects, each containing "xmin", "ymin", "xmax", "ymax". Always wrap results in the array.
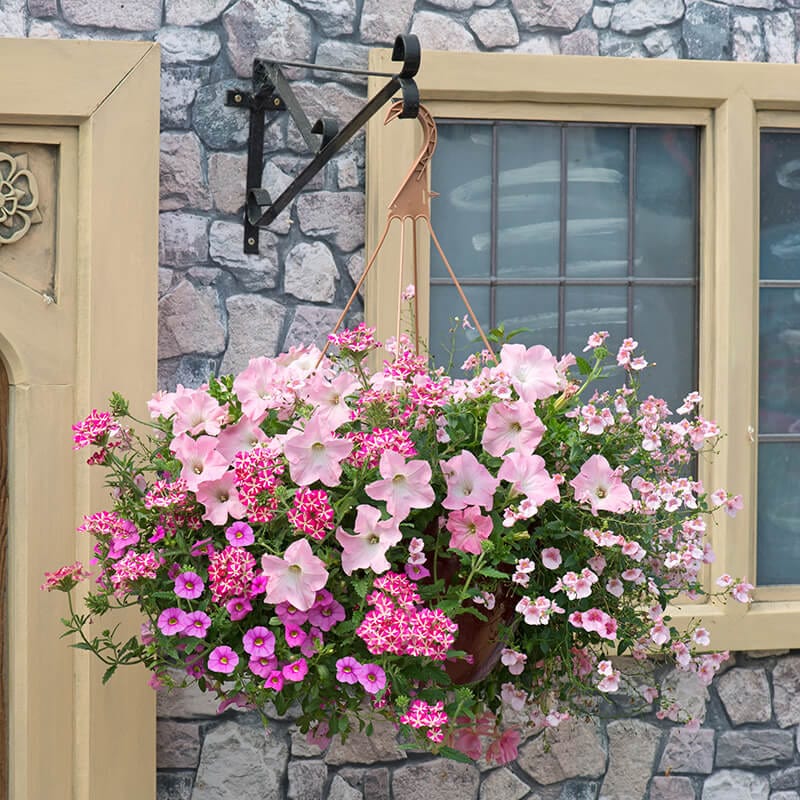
[
  {"xmin": 249, "ymin": 655, "xmax": 278, "ymax": 678},
  {"xmin": 283, "ymin": 415, "xmax": 353, "ymax": 487},
  {"xmin": 365, "ymin": 450, "xmax": 435, "ymax": 521},
  {"xmin": 261, "ymin": 538, "xmax": 329, "ymax": 612},
  {"xmin": 335, "ymin": 656, "xmax": 361, "ymax": 684},
  {"xmin": 157, "ymin": 607, "xmax": 188, "ymax": 636},
  {"xmin": 174, "ymin": 571, "xmax": 204, "ymax": 600},
  {"xmin": 356, "ymin": 662, "xmax": 386, "ymax": 694},
  {"xmin": 282, "ymin": 658, "xmax": 309, "ymax": 683},
  {"xmin": 570, "ymin": 454, "xmax": 633, "ymax": 516},
  {"xmin": 446, "ymin": 506, "xmax": 494, "ymax": 555},
  {"xmin": 300, "ymin": 628, "xmax": 324, "ymax": 658},
  {"xmin": 226, "ymin": 521, "xmax": 255, "ymax": 548},
  {"xmin": 225, "ymin": 597, "xmax": 252, "ymax": 621},
  {"xmin": 243, "ymin": 626, "xmax": 276, "ymax": 657},
  {"xmin": 482, "ymin": 400, "xmax": 546, "ymax": 457},
  {"xmin": 405, "ymin": 563, "xmax": 431, "ymax": 581},
  {"xmin": 284, "ymin": 624, "xmax": 307, "ymax": 649},
  {"xmin": 264, "ymin": 670, "xmax": 285, "ymax": 692},
  {"xmin": 275, "ymin": 602, "xmax": 309, "ymax": 626},
  {"xmin": 336, "ymin": 505, "xmax": 403, "ymax": 576},
  {"xmin": 182, "ymin": 611, "xmax": 212, "ymax": 638},
  {"xmin": 440, "ymin": 449, "xmax": 500, "ymax": 510},
  {"xmin": 308, "ymin": 598, "xmax": 345, "ymax": 631},
  {"xmin": 208, "ymin": 645, "xmax": 239, "ymax": 674}
]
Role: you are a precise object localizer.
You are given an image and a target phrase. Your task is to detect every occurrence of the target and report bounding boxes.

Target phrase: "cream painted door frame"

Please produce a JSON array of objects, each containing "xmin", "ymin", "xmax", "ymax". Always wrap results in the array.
[{"xmin": 0, "ymin": 40, "xmax": 159, "ymax": 799}]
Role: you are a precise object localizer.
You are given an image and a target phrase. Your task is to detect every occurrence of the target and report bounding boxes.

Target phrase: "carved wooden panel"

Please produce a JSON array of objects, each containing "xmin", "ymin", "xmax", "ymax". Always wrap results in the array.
[
  {"xmin": 0, "ymin": 143, "xmax": 57, "ymax": 298},
  {"xmin": 0, "ymin": 359, "xmax": 7, "ymax": 800}
]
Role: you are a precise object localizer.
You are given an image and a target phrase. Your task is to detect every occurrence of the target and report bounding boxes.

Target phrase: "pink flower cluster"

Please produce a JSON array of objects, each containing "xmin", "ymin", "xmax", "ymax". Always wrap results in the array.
[
  {"xmin": 400, "ymin": 699, "xmax": 448, "ymax": 742},
  {"xmin": 356, "ymin": 573, "xmax": 458, "ymax": 661}
]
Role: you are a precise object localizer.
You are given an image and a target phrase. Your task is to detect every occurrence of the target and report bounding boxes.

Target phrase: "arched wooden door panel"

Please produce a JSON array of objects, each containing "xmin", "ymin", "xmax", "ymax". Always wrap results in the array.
[{"xmin": 0, "ymin": 41, "xmax": 159, "ymax": 800}]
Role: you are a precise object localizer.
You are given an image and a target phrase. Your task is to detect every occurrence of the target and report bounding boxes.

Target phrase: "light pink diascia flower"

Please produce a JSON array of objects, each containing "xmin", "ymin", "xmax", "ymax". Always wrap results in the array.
[
  {"xmin": 261, "ymin": 538, "xmax": 329, "ymax": 611},
  {"xmin": 365, "ymin": 450, "xmax": 435, "ymax": 521},
  {"xmin": 570, "ymin": 454, "xmax": 633, "ymax": 516},
  {"xmin": 336, "ymin": 505, "xmax": 403, "ymax": 575},
  {"xmin": 440, "ymin": 449, "xmax": 500, "ymax": 510}
]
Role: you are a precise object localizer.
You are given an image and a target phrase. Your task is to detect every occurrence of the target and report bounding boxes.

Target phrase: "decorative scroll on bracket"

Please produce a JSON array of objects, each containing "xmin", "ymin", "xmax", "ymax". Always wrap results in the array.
[
  {"xmin": 0, "ymin": 151, "xmax": 42, "ymax": 246},
  {"xmin": 225, "ymin": 34, "xmax": 421, "ymax": 254}
]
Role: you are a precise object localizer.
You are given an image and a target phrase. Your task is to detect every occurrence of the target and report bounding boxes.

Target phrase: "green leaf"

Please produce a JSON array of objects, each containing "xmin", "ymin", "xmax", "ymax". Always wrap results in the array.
[
  {"xmin": 575, "ymin": 356, "xmax": 592, "ymax": 376},
  {"xmin": 436, "ymin": 746, "xmax": 473, "ymax": 763},
  {"xmin": 102, "ymin": 664, "xmax": 118, "ymax": 684}
]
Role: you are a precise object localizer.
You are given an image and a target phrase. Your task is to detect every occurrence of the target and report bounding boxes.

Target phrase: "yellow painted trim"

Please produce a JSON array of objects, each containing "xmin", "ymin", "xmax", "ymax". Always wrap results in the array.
[
  {"xmin": 366, "ymin": 50, "xmax": 800, "ymax": 651},
  {"xmin": 0, "ymin": 40, "xmax": 158, "ymax": 800}
]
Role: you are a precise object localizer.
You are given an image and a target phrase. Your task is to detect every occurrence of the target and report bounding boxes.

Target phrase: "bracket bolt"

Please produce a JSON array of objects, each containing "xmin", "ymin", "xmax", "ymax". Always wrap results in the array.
[
  {"xmin": 247, "ymin": 237, "xmax": 256, "ymax": 246},
  {"xmin": 273, "ymin": 97, "xmax": 281, "ymax": 107},
  {"xmin": 234, "ymin": 93, "xmax": 242, "ymax": 103}
]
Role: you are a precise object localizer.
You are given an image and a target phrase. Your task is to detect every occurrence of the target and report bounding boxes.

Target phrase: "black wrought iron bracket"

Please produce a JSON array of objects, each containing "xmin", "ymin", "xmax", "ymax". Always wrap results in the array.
[{"xmin": 225, "ymin": 34, "xmax": 421, "ymax": 254}]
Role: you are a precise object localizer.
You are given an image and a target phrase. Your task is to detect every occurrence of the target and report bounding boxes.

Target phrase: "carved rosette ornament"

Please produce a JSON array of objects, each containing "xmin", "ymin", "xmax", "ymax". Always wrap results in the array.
[{"xmin": 0, "ymin": 152, "xmax": 42, "ymax": 245}]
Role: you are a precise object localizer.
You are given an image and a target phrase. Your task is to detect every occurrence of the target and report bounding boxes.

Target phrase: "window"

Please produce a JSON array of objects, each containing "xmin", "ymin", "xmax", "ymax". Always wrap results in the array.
[{"xmin": 366, "ymin": 50, "xmax": 800, "ymax": 649}]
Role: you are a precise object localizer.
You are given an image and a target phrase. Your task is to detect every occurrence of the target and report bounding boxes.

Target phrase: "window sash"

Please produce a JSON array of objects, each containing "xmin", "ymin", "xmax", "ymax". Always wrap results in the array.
[{"xmin": 366, "ymin": 51, "xmax": 800, "ymax": 648}]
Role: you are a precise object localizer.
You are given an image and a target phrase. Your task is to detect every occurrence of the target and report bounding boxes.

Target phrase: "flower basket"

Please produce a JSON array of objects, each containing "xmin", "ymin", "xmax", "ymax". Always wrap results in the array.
[{"xmin": 44, "ymin": 323, "xmax": 751, "ymax": 763}]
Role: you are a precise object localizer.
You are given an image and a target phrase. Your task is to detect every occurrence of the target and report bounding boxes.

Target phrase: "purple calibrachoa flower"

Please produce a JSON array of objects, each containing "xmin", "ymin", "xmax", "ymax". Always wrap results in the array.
[
  {"xmin": 335, "ymin": 656, "xmax": 361, "ymax": 685},
  {"xmin": 284, "ymin": 624, "xmax": 307, "ymax": 649},
  {"xmin": 208, "ymin": 646, "xmax": 239, "ymax": 674},
  {"xmin": 356, "ymin": 662, "xmax": 386, "ymax": 694},
  {"xmin": 226, "ymin": 521, "xmax": 255, "ymax": 548},
  {"xmin": 282, "ymin": 658, "xmax": 308, "ymax": 683},
  {"xmin": 264, "ymin": 670, "xmax": 284, "ymax": 691},
  {"xmin": 182, "ymin": 611, "xmax": 212, "ymax": 638},
  {"xmin": 174, "ymin": 571, "xmax": 204, "ymax": 600},
  {"xmin": 226, "ymin": 596, "xmax": 252, "ymax": 621},
  {"xmin": 308, "ymin": 598, "xmax": 345, "ymax": 631},
  {"xmin": 243, "ymin": 626, "xmax": 275, "ymax": 658},
  {"xmin": 157, "ymin": 607, "xmax": 188, "ymax": 636},
  {"xmin": 248, "ymin": 655, "xmax": 278, "ymax": 678}
]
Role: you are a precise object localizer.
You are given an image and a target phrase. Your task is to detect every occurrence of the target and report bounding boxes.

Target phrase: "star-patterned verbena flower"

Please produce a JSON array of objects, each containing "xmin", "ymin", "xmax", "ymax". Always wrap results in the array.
[{"xmin": 0, "ymin": 152, "xmax": 42, "ymax": 245}]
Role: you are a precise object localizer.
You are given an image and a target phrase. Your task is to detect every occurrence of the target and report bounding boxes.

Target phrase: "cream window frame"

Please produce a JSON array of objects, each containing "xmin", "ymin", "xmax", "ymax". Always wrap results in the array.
[{"xmin": 366, "ymin": 50, "xmax": 800, "ymax": 651}]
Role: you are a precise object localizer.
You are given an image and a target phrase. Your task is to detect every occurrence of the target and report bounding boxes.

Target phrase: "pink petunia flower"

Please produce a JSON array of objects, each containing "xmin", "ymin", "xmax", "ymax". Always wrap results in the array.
[
  {"xmin": 261, "ymin": 539, "xmax": 329, "ymax": 611},
  {"xmin": 216, "ymin": 416, "xmax": 268, "ymax": 461},
  {"xmin": 446, "ymin": 506, "xmax": 493, "ymax": 555},
  {"xmin": 169, "ymin": 434, "xmax": 229, "ymax": 493},
  {"xmin": 364, "ymin": 450, "xmax": 435, "ymax": 521},
  {"xmin": 498, "ymin": 452, "xmax": 561, "ymax": 515},
  {"xmin": 196, "ymin": 471, "xmax": 246, "ymax": 526},
  {"xmin": 482, "ymin": 400, "xmax": 546, "ymax": 457},
  {"xmin": 497, "ymin": 343, "xmax": 560, "ymax": 402},
  {"xmin": 283, "ymin": 415, "xmax": 354, "ymax": 487},
  {"xmin": 208, "ymin": 646, "xmax": 239, "ymax": 674},
  {"xmin": 440, "ymin": 450, "xmax": 500, "ymax": 511},
  {"xmin": 336, "ymin": 505, "xmax": 403, "ymax": 575},
  {"xmin": 570, "ymin": 454, "xmax": 633, "ymax": 516},
  {"xmin": 249, "ymin": 655, "xmax": 278, "ymax": 678},
  {"xmin": 171, "ymin": 388, "xmax": 228, "ymax": 437}
]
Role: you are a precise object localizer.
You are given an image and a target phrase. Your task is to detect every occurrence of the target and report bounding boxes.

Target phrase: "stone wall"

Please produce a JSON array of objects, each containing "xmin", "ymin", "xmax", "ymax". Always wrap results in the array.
[{"xmin": 6, "ymin": 0, "xmax": 800, "ymax": 797}]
